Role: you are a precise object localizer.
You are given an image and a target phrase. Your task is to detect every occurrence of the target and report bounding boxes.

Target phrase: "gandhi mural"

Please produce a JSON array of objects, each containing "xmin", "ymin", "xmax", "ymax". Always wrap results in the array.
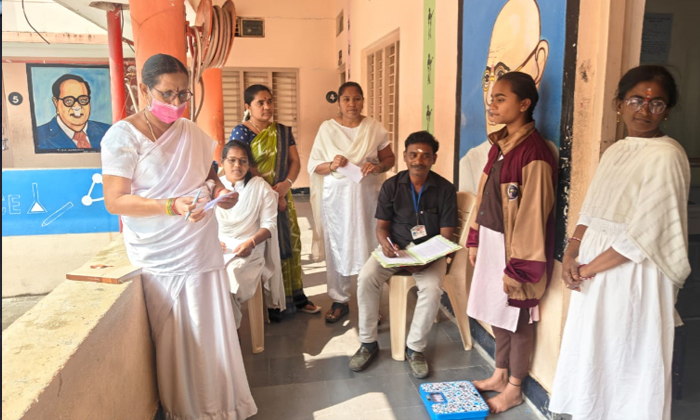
[{"xmin": 458, "ymin": 0, "xmax": 566, "ymax": 194}]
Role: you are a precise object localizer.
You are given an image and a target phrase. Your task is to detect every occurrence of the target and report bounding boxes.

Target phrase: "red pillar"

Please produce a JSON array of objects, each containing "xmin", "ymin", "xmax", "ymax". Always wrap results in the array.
[
  {"xmin": 106, "ymin": 5, "xmax": 127, "ymax": 123},
  {"xmin": 197, "ymin": 68, "xmax": 226, "ymax": 162},
  {"xmin": 128, "ymin": 0, "xmax": 187, "ymax": 111}
]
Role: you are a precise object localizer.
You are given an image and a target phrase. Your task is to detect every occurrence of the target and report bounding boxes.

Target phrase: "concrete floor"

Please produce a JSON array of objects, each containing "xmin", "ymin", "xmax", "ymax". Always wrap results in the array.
[
  {"xmin": 4, "ymin": 196, "xmax": 698, "ymax": 419},
  {"xmin": 2, "ymin": 294, "xmax": 45, "ymax": 332}
]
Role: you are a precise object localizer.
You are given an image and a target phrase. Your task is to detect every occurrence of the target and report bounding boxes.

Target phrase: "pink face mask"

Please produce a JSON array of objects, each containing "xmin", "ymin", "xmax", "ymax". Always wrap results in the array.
[{"xmin": 148, "ymin": 92, "xmax": 187, "ymax": 124}]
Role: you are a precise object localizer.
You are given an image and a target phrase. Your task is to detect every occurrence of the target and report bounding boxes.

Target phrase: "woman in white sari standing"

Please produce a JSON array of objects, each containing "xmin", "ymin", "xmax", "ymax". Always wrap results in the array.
[
  {"xmin": 550, "ymin": 65, "xmax": 690, "ymax": 420},
  {"xmin": 101, "ymin": 54, "xmax": 256, "ymax": 420},
  {"xmin": 217, "ymin": 140, "xmax": 285, "ymax": 327},
  {"xmin": 309, "ymin": 82, "xmax": 395, "ymax": 323}
]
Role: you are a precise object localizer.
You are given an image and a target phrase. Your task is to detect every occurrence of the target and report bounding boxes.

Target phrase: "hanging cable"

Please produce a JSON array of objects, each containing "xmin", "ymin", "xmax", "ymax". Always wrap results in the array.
[
  {"xmin": 187, "ymin": 0, "xmax": 237, "ymax": 121},
  {"xmin": 22, "ymin": 0, "xmax": 50, "ymax": 45}
]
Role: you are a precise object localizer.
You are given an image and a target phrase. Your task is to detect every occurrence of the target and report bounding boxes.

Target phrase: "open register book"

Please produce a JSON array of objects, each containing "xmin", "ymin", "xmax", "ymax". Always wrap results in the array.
[{"xmin": 372, "ymin": 235, "xmax": 462, "ymax": 269}]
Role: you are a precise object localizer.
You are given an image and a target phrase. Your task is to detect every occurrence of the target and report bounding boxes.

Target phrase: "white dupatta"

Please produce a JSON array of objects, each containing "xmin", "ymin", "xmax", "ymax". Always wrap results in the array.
[
  {"xmin": 217, "ymin": 176, "xmax": 286, "ymax": 310},
  {"xmin": 307, "ymin": 117, "xmax": 388, "ymax": 261},
  {"xmin": 580, "ymin": 136, "xmax": 691, "ymax": 287}
]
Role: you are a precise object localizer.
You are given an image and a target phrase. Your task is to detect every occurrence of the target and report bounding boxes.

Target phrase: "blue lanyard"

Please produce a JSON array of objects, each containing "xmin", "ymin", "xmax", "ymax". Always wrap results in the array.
[{"xmin": 411, "ymin": 183, "xmax": 425, "ymax": 225}]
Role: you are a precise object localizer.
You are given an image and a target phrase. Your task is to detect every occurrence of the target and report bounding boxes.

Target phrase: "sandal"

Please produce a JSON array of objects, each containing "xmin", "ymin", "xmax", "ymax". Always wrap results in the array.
[
  {"xmin": 299, "ymin": 301, "xmax": 321, "ymax": 314},
  {"xmin": 325, "ymin": 302, "xmax": 350, "ymax": 323}
]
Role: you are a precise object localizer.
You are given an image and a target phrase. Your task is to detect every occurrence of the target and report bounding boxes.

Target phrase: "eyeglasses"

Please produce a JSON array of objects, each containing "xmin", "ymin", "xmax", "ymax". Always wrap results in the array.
[
  {"xmin": 58, "ymin": 95, "xmax": 90, "ymax": 107},
  {"xmin": 224, "ymin": 157, "xmax": 250, "ymax": 166},
  {"xmin": 482, "ymin": 44, "xmax": 540, "ymax": 92},
  {"xmin": 150, "ymin": 87, "xmax": 193, "ymax": 104},
  {"xmin": 624, "ymin": 97, "xmax": 667, "ymax": 115}
]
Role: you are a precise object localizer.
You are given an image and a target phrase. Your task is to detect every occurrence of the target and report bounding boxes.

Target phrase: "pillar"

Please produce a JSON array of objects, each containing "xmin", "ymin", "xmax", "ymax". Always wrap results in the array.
[
  {"xmin": 106, "ymin": 5, "xmax": 127, "ymax": 123},
  {"xmin": 128, "ymin": 0, "xmax": 187, "ymax": 111},
  {"xmin": 197, "ymin": 68, "xmax": 226, "ymax": 162}
]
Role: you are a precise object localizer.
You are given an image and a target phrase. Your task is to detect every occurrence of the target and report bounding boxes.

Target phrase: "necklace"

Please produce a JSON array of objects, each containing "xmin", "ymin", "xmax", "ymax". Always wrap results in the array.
[
  {"xmin": 249, "ymin": 119, "xmax": 270, "ymax": 133},
  {"xmin": 143, "ymin": 111, "xmax": 158, "ymax": 142}
]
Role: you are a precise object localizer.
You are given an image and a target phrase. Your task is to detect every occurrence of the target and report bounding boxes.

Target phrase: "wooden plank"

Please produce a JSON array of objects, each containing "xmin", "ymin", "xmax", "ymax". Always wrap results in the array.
[{"xmin": 65, "ymin": 235, "xmax": 141, "ymax": 284}]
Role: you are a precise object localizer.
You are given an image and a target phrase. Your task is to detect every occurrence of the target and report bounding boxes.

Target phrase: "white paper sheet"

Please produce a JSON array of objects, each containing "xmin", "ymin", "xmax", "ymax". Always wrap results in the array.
[
  {"xmin": 223, "ymin": 250, "xmax": 239, "ymax": 265},
  {"xmin": 409, "ymin": 237, "xmax": 458, "ymax": 261},
  {"xmin": 374, "ymin": 250, "xmax": 420, "ymax": 266},
  {"xmin": 336, "ymin": 162, "xmax": 364, "ymax": 184},
  {"xmin": 204, "ymin": 190, "xmax": 238, "ymax": 211}
]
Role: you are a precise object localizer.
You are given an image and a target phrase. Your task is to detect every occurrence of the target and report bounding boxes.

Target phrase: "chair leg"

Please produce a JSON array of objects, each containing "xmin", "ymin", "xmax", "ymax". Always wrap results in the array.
[
  {"xmin": 248, "ymin": 280, "xmax": 265, "ymax": 354},
  {"xmin": 443, "ymin": 277, "xmax": 472, "ymax": 351},
  {"xmin": 389, "ymin": 279, "xmax": 410, "ymax": 361}
]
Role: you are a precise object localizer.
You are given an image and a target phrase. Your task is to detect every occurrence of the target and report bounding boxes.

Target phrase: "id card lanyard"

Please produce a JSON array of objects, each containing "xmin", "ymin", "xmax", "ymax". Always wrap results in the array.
[
  {"xmin": 410, "ymin": 183, "xmax": 428, "ymax": 240},
  {"xmin": 411, "ymin": 183, "xmax": 425, "ymax": 225}
]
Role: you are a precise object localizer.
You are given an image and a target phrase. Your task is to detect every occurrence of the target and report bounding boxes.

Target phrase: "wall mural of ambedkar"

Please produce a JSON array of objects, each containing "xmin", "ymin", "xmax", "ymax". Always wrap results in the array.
[
  {"xmin": 458, "ymin": 0, "xmax": 568, "ymax": 194},
  {"xmin": 28, "ymin": 64, "xmax": 112, "ymax": 154}
]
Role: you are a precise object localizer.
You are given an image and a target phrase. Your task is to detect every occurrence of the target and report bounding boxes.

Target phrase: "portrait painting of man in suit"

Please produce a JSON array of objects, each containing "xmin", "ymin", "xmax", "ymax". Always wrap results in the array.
[{"xmin": 28, "ymin": 65, "xmax": 112, "ymax": 154}]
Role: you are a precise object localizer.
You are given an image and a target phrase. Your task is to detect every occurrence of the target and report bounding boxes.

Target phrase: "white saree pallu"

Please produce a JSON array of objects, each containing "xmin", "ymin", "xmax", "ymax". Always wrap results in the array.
[
  {"xmin": 550, "ymin": 136, "xmax": 690, "ymax": 420},
  {"xmin": 101, "ymin": 119, "xmax": 257, "ymax": 420},
  {"xmin": 217, "ymin": 176, "xmax": 285, "ymax": 327},
  {"xmin": 307, "ymin": 117, "xmax": 389, "ymax": 268}
]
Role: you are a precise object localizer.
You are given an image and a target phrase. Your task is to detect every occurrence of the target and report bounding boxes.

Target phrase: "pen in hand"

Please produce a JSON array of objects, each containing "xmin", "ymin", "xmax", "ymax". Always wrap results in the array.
[
  {"xmin": 185, "ymin": 189, "xmax": 202, "ymax": 221},
  {"xmin": 386, "ymin": 237, "xmax": 400, "ymax": 257}
]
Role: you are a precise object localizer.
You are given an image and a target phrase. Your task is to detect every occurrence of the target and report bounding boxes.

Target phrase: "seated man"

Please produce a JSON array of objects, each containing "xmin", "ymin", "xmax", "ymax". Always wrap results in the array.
[{"xmin": 349, "ymin": 131, "xmax": 458, "ymax": 378}]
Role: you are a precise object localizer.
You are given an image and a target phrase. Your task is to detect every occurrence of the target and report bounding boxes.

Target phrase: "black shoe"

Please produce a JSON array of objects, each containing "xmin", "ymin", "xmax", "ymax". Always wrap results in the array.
[
  {"xmin": 349, "ymin": 344, "xmax": 379, "ymax": 372},
  {"xmin": 268, "ymin": 308, "xmax": 283, "ymax": 323},
  {"xmin": 406, "ymin": 348, "xmax": 429, "ymax": 379}
]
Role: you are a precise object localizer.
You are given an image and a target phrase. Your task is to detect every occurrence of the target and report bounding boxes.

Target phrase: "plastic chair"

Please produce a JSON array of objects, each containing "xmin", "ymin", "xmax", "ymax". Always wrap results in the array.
[
  {"xmin": 387, "ymin": 191, "xmax": 477, "ymax": 361},
  {"xmin": 247, "ymin": 280, "xmax": 265, "ymax": 354}
]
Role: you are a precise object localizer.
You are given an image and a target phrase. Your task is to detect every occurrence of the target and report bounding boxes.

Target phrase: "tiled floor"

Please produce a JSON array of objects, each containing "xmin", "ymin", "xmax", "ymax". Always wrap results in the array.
[
  {"xmin": 236, "ymin": 198, "xmax": 545, "ymax": 420},
  {"xmin": 4, "ymin": 196, "xmax": 699, "ymax": 419}
]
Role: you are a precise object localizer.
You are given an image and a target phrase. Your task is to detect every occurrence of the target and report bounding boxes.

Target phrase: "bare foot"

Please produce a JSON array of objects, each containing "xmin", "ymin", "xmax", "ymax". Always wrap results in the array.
[
  {"xmin": 472, "ymin": 370, "xmax": 508, "ymax": 393},
  {"xmin": 486, "ymin": 383, "xmax": 523, "ymax": 413}
]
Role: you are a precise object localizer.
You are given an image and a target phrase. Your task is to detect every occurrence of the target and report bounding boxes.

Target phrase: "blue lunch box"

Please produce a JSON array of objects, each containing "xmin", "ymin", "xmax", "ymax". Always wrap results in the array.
[{"xmin": 419, "ymin": 381, "xmax": 490, "ymax": 419}]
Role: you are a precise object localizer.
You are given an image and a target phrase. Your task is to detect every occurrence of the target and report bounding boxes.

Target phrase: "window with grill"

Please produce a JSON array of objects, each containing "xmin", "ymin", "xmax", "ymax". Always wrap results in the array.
[
  {"xmin": 365, "ymin": 36, "xmax": 400, "ymax": 169},
  {"xmin": 221, "ymin": 68, "xmax": 299, "ymax": 141}
]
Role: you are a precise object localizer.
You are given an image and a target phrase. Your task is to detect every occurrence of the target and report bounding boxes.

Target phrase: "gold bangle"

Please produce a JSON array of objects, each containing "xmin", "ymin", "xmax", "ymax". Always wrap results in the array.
[{"xmin": 329, "ymin": 162, "xmax": 335, "ymax": 173}]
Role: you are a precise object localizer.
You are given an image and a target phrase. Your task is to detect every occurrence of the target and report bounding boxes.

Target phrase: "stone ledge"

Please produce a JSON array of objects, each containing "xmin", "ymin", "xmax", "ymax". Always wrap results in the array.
[{"xmin": 2, "ymin": 237, "xmax": 157, "ymax": 420}]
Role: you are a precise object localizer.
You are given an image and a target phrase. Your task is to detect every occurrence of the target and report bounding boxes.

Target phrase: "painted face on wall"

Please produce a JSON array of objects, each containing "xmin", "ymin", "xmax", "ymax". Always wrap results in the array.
[
  {"xmin": 53, "ymin": 79, "xmax": 91, "ymax": 132},
  {"xmin": 482, "ymin": 0, "xmax": 549, "ymax": 134}
]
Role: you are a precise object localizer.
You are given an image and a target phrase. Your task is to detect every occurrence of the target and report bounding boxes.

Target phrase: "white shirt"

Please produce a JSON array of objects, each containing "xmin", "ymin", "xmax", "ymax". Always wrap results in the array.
[{"xmin": 57, "ymin": 117, "xmax": 89, "ymax": 147}]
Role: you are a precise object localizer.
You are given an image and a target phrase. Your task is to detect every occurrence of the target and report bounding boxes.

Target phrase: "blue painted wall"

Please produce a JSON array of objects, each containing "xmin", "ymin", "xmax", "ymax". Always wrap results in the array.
[
  {"xmin": 458, "ymin": 0, "xmax": 567, "ymax": 157},
  {"xmin": 2, "ymin": 168, "xmax": 119, "ymax": 236}
]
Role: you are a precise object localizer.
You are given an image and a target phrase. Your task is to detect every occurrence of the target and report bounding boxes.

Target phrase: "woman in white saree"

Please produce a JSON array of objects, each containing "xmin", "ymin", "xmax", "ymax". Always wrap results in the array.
[
  {"xmin": 216, "ymin": 140, "xmax": 285, "ymax": 327},
  {"xmin": 101, "ymin": 54, "xmax": 256, "ymax": 420},
  {"xmin": 308, "ymin": 82, "xmax": 395, "ymax": 323},
  {"xmin": 550, "ymin": 65, "xmax": 690, "ymax": 420}
]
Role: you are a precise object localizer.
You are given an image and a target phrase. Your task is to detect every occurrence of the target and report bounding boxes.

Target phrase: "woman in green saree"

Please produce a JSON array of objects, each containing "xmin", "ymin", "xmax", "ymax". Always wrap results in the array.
[{"xmin": 229, "ymin": 84, "xmax": 320, "ymax": 321}]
